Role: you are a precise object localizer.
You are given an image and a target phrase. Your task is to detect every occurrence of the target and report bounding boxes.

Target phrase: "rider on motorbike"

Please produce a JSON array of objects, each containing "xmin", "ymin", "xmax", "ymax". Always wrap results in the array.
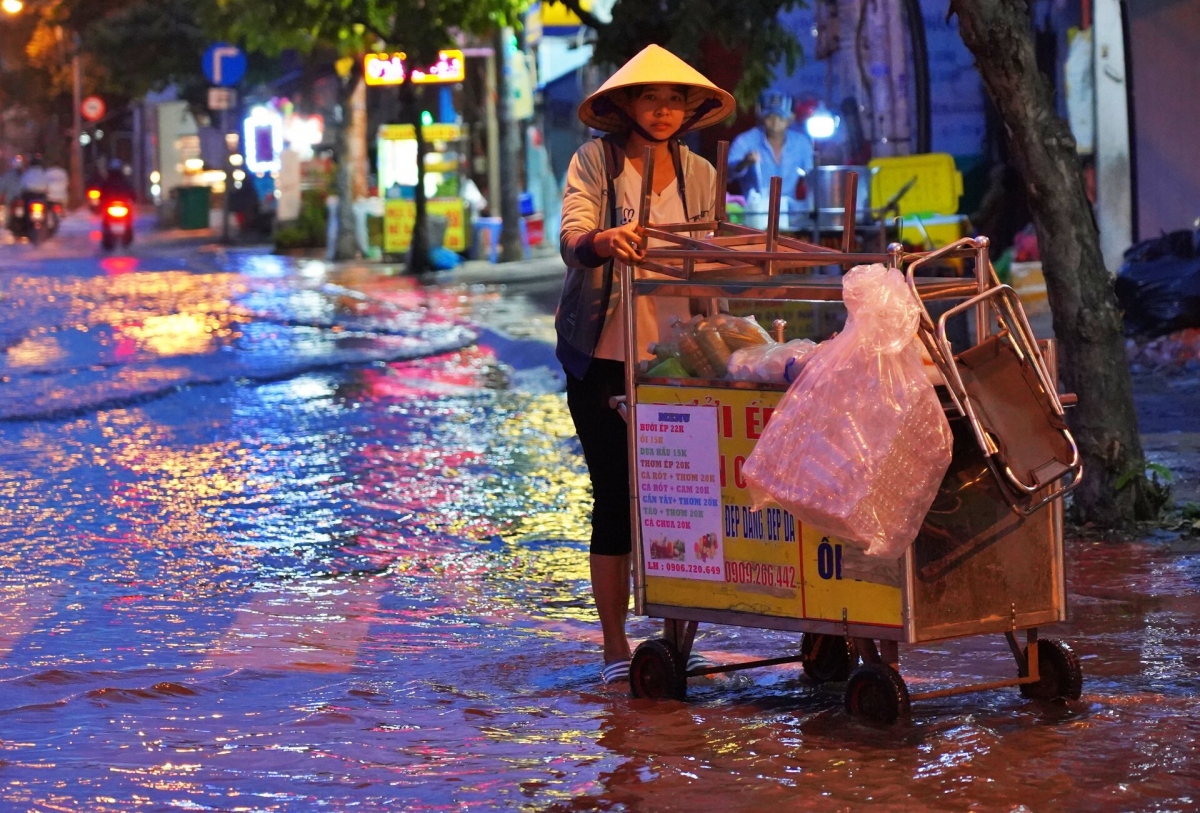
[
  {"xmin": 19, "ymin": 154, "xmax": 49, "ymax": 197},
  {"xmin": 2, "ymin": 155, "xmax": 26, "ymax": 231},
  {"xmin": 8, "ymin": 155, "xmax": 54, "ymax": 241},
  {"xmin": 99, "ymin": 159, "xmax": 136, "ymax": 249},
  {"xmin": 99, "ymin": 159, "xmax": 135, "ymax": 204}
]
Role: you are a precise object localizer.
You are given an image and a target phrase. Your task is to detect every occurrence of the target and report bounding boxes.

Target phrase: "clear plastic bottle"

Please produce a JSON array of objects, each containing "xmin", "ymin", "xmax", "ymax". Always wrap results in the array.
[
  {"xmin": 675, "ymin": 327, "xmax": 716, "ymax": 378},
  {"xmin": 647, "ymin": 340, "xmax": 680, "ymax": 362},
  {"xmin": 695, "ymin": 325, "xmax": 732, "ymax": 377}
]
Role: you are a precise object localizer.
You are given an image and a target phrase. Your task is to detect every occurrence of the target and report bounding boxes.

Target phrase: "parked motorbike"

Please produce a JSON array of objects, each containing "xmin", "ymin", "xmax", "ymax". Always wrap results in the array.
[{"xmin": 101, "ymin": 197, "xmax": 134, "ymax": 250}]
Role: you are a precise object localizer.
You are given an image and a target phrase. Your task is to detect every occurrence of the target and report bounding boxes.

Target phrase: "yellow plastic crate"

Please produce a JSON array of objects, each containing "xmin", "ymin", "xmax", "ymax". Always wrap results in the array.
[
  {"xmin": 898, "ymin": 213, "xmax": 970, "ymax": 249},
  {"xmin": 869, "ymin": 153, "xmax": 963, "ymax": 216}
]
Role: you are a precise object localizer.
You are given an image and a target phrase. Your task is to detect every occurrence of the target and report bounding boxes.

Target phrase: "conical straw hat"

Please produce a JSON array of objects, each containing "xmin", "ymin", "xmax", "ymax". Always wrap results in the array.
[{"xmin": 579, "ymin": 44, "xmax": 735, "ymax": 133}]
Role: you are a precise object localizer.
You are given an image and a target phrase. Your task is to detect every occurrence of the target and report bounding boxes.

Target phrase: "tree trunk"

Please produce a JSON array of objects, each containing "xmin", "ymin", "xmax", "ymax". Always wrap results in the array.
[
  {"xmin": 493, "ymin": 26, "xmax": 525, "ymax": 263},
  {"xmin": 350, "ymin": 78, "xmax": 369, "ymax": 200},
  {"xmin": 334, "ymin": 67, "xmax": 365, "ymax": 261},
  {"xmin": 950, "ymin": 0, "xmax": 1152, "ymax": 526},
  {"xmin": 401, "ymin": 82, "xmax": 430, "ymax": 276}
]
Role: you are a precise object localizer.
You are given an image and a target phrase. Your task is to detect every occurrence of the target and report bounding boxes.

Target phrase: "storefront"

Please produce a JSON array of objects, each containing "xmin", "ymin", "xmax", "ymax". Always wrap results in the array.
[{"xmin": 376, "ymin": 122, "xmax": 468, "ymax": 255}]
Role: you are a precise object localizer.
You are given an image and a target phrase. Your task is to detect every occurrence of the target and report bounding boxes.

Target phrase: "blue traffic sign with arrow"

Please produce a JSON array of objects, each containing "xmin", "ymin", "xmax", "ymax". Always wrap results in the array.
[{"xmin": 203, "ymin": 43, "xmax": 247, "ymax": 87}]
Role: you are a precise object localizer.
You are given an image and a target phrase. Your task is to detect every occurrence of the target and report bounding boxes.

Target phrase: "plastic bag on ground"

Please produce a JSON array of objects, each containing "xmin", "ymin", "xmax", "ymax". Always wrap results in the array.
[
  {"xmin": 742, "ymin": 263, "xmax": 953, "ymax": 557},
  {"xmin": 1114, "ymin": 228, "xmax": 1200, "ymax": 338}
]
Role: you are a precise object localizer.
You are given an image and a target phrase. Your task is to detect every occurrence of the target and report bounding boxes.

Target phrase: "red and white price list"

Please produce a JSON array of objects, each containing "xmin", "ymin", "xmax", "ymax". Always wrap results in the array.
[{"xmin": 635, "ymin": 404, "xmax": 725, "ymax": 581}]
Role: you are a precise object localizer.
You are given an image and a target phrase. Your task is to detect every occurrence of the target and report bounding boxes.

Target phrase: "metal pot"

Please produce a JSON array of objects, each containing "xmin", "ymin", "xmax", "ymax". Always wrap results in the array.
[{"xmin": 812, "ymin": 165, "xmax": 872, "ymax": 227}]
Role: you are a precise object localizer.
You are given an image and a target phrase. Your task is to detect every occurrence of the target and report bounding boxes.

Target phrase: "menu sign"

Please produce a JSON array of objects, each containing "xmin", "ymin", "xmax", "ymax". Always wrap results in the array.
[{"xmin": 636, "ymin": 404, "xmax": 724, "ymax": 581}]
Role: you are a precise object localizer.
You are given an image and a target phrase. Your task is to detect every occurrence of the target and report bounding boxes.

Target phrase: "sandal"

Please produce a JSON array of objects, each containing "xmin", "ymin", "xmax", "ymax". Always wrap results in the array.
[{"xmin": 601, "ymin": 659, "xmax": 631, "ymax": 684}]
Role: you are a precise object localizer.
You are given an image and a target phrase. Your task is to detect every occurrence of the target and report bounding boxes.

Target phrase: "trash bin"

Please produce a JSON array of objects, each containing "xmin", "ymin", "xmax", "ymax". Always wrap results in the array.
[{"xmin": 177, "ymin": 186, "xmax": 211, "ymax": 230}]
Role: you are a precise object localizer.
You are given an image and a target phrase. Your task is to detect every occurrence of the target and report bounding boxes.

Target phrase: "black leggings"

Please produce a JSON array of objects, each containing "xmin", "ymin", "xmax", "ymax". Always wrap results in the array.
[{"xmin": 565, "ymin": 359, "xmax": 632, "ymax": 557}]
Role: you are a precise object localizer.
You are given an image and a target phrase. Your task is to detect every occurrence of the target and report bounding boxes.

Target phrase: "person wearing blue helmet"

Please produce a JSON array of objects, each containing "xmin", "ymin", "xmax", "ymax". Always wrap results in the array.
[{"xmin": 728, "ymin": 91, "xmax": 814, "ymax": 202}]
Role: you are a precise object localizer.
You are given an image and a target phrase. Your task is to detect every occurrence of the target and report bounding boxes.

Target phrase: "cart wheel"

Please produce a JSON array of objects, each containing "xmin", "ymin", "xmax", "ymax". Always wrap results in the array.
[
  {"xmin": 800, "ymin": 633, "xmax": 858, "ymax": 683},
  {"xmin": 845, "ymin": 663, "xmax": 911, "ymax": 724},
  {"xmin": 630, "ymin": 638, "xmax": 687, "ymax": 700},
  {"xmin": 1020, "ymin": 639, "xmax": 1083, "ymax": 701}
]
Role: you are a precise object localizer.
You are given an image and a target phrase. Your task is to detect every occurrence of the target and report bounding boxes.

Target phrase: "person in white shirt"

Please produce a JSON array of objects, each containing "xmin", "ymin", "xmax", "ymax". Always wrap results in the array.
[
  {"xmin": 45, "ymin": 164, "xmax": 69, "ymax": 206},
  {"xmin": 19, "ymin": 155, "xmax": 49, "ymax": 195}
]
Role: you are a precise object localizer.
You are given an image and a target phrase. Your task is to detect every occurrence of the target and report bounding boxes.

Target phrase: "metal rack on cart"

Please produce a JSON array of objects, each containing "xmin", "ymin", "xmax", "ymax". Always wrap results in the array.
[{"xmin": 615, "ymin": 144, "xmax": 1084, "ymax": 723}]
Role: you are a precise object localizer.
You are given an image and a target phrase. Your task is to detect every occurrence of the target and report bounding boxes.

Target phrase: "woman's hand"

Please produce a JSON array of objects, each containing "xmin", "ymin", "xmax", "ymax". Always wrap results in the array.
[{"xmin": 594, "ymin": 222, "xmax": 646, "ymax": 264}]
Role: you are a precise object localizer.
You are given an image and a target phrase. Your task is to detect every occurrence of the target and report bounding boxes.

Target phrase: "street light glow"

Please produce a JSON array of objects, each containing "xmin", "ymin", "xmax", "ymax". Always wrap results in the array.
[
  {"xmin": 1, "ymin": 0, "xmax": 24, "ymax": 15},
  {"xmin": 804, "ymin": 102, "xmax": 839, "ymax": 140}
]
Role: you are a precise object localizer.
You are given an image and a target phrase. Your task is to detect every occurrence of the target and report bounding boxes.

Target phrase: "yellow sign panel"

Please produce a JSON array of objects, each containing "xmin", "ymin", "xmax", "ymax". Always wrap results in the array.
[
  {"xmin": 637, "ymin": 384, "xmax": 902, "ymax": 628},
  {"xmin": 364, "ymin": 53, "xmax": 406, "ymax": 86},
  {"xmin": 384, "ymin": 198, "xmax": 467, "ymax": 254},
  {"xmin": 540, "ymin": 0, "xmax": 590, "ymax": 29},
  {"xmin": 378, "ymin": 123, "xmax": 462, "ymax": 143}
]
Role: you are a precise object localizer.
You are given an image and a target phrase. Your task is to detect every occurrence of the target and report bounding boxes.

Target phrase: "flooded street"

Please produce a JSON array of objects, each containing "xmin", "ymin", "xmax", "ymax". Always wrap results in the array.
[{"xmin": 1, "ymin": 225, "xmax": 1199, "ymax": 811}]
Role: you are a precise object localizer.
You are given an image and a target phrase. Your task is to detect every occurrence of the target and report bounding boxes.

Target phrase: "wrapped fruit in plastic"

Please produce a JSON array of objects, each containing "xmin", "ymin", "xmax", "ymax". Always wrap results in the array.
[
  {"xmin": 727, "ymin": 343, "xmax": 776, "ymax": 381},
  {"xmin": 729, "ymin": 339, "xmax": 817, "ymax": 383},
  {"xmin": 779, "ymin": 339, "xmax": 820, "ymax": 382},
  {"xmin": 695, "ymin": 323, "xmax": 733, "ymax": 377},
  {"xmin": 702, "ymin": 313, "xmax": 772, "ymax": 350},
  {"xmin": 674, "ymin": 322, "xmax": 718, "ymax": 378}
]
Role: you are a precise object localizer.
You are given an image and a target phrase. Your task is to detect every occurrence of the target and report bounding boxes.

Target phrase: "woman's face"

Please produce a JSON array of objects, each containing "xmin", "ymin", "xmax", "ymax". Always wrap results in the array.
[{"xmin": 628, "ymin": 84, "xmax": 686, "ymax": 140}]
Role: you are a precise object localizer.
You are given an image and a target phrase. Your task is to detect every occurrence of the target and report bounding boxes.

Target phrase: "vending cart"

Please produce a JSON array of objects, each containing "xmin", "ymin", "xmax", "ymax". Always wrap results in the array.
[
  {"xmin": 618, "ymin": 146, "xmax": 1084, "ymax": 723},
  {"xmin": 378, "ymin": 123, "xmax": 470, "ymax": 255}
]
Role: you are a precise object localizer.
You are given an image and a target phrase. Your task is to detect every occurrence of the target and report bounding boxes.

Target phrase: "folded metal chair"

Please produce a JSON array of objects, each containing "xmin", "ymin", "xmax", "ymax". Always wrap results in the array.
[{"xmin": 905, "ymin": 239, "xmax": 1081, "ymax": 515}]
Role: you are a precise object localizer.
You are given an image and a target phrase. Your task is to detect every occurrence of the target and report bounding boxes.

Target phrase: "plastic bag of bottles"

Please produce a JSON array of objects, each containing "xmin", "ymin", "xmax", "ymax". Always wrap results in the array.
[{"xmin": 742, "ymin": 263, "xmax": 953, "ymax": 557}]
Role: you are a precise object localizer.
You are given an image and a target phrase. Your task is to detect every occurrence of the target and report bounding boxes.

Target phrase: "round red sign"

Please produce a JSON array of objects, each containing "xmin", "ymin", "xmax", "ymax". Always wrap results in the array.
[{"xmin": 81, "ymin": 95, "xmax": 106, "ymax": 123}]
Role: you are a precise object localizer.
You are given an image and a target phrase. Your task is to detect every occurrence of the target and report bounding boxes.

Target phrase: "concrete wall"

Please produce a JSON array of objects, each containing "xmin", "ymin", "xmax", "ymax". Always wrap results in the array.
[{"xmin": 1130, "ymin": 0, "xmax": 1200, "ymax": 238}]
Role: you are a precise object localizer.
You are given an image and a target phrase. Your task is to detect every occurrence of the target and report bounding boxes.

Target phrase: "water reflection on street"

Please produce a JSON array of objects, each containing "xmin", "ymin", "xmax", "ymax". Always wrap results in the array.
[{"xmin": 0, "ymin": 247, "xmax": 1198, "ymax": 810}]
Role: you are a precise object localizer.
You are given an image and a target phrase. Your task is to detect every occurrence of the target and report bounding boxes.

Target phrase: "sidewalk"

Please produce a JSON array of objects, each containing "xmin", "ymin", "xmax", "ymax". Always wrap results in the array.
[{"xmin": 436, "ymin": 251, "xmax": 567, "ymax": 286}]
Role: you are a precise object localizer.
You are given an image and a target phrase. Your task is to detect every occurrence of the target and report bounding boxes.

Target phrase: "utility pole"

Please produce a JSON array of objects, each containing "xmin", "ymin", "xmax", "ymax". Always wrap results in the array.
[
  {"xmin": 484, "ymin": 48, "xmax": 501, "ymax": 218},
  {"xmin": 221, "ymin": 108, "xmax": 231, "ymax": 243},
  {"xmin": 69, "ymin": 35, "xmax": 83, "ymax": 208},
  {"xmin": 493, "ymin": 26, "xmax": 524, "ymax": 262}
]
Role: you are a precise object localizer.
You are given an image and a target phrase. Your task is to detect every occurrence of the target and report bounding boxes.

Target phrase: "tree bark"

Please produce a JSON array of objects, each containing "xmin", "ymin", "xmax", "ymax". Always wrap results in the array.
[
  {"xmin": 950, "ymin": 0, "xmax": 1151, "ymax": 526},
  {"xmin": 493, "ymin": 26, "xmax": 525, "ymax": 263},
  {"xmin": 334, "ymin": 67, "xmax": 365, "ymax": 261}
]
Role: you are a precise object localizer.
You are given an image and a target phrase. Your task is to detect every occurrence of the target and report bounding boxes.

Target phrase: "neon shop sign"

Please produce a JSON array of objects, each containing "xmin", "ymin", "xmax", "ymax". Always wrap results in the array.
[{"xmin": 364, "ymin": 50, "xmax": 465, "ymax": 86}]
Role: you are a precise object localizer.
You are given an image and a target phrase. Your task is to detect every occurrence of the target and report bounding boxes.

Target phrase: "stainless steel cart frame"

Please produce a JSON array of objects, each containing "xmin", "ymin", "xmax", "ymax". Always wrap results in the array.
[{"xmin": 615, "ymin": 146, "xmax": 1084, "ymax": 721}]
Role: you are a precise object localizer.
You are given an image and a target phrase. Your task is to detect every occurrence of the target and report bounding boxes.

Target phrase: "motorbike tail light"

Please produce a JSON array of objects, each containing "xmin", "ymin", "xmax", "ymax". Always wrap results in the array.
[{"xmin": 107, "ymin": 203, "xmax": 130, "ymax": 218}]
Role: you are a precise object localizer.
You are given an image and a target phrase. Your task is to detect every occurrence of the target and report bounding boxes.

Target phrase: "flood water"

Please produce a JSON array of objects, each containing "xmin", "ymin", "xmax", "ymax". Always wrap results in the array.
[{"xmin": 1, "ymin": 238, "xmax": 1199, "ymax": 811}]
